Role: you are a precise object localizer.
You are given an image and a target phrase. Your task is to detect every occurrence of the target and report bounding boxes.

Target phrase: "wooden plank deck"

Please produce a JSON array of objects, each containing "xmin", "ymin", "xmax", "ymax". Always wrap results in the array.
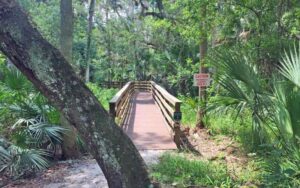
[{"xmin": 122, "ymin": 92, "xmax": 177, "ymax": 150}]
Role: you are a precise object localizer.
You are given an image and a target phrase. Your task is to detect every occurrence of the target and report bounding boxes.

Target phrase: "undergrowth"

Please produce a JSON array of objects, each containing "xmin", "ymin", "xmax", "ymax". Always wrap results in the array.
[
  {"xmin": 151, "ymin": 153, "xmax": 234, "ymax": 187},
  {"xmin": 150, "ymin": 151, "xmax": 300, "ymax": 187},
  {"xmin": 178, "ymin": 95, "xmax": 198, "ymax": 128},
  {"xmin": 179, "ymin": 96, "xmax": 252, "ymax": 144}
]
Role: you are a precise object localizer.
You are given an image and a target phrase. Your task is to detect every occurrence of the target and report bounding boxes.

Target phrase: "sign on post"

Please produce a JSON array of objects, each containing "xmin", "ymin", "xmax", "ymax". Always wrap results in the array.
[
  {"xmin": 173, "ymin": 112, "xmax": 182, "ymax": 121},
  {"xmin": 193, "ymin": 73, "xmax": 211, "ymax": 87}
]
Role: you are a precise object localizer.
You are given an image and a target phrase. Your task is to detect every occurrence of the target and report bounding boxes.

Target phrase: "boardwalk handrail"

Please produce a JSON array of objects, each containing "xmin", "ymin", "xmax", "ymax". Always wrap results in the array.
[
  {"xmin": 109, "ymin": 81, "xmax": 182, "ymax": 131},
  {"xmin": 100, "ymin": 81, "xmax": 126, "ymax": 88},
  {"xmin": 150, "ymin": 81, "xmax": 182, "ymax": 131},
  {"xmin": 109, "ymin": 81, "xmax": 134, "ymax": 124}
]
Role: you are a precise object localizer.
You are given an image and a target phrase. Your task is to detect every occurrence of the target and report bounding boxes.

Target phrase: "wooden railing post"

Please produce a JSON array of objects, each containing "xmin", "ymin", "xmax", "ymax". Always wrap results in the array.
[
  {"xmin": 173, "ymin": 102, "xmax": 182, "ymax": 148},
  {"xmin": 173, "ymin": 103, "xmax": 182, "ymax": 122}
]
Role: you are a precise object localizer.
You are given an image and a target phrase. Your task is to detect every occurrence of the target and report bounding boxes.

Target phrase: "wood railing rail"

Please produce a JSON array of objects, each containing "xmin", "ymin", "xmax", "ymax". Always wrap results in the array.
[
  {"xmin": 109, "ymin": 82, "xmax": 134, "ymax": 124},
  {"xmin": 150, "ymin": 81, "xmax": 182, "ymax": 132},
  {"xmin": 109, "ymin": 81, "xmax": 182, "ymax": 132},
  {"xmin": 100, "ymin": 81, "xmax": 127, "ymax": 88}
]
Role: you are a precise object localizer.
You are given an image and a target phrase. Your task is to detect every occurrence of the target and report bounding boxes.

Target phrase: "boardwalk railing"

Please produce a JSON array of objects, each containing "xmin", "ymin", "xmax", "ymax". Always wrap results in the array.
[
  {"xmin": 150, "ymin": 81, "xmax": 182, "ymax": 132},
  {"xmin": 109, "ymin": 81, "xmax": 182, "ymax": 132},
  {"xmin": 109, "ymin": 81, "xmax": 134, "ymax": 124},
  {"xmin": 100, "ymin": 81, "xmax": 126, "ymax": 88}
]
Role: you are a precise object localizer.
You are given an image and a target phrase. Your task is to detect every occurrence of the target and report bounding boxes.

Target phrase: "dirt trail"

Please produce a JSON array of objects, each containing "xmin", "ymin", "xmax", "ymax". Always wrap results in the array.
[
  {"xmin": 4, "ymin": 150, "xmax": 165, "ymax": 188},
  {"xmin": 4, "ymin": 129, "xmax": 249, "ymax": 188},
  {"xmin": 187, "ymin": 128, "xmax": 249, "ymax": 178}
]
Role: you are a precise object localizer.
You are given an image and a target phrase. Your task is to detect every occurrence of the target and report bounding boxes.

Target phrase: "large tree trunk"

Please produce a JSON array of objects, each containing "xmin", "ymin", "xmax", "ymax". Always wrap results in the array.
[
  {"xmin": 60, "ymin": 0, "xmax": 80, "ymax": 159},
  {"xmin": 85, "ymin": 0, "xmax": 95, "ymax": 83},
  {"xmin": 0, "ymin": 1, "xmax": 151, "ymax": 187}
]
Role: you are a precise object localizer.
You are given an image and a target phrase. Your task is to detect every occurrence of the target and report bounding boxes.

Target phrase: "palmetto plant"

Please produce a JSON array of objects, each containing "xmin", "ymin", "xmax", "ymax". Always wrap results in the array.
[
  {"xmin": 11, "ymin": 116, "xmax": 65, "ymax": 149},
  {"xmin": 0, "ymin": 116, "xmax": 64, "ymax": 177},
  {"xmin": 0, "ymin": 139, "xmax": 49, "ymax": 177},
  {"xmin": 265, "ymin": 146, "xmax": 300, "ymax": 187},
  {"xmin": 208, "ymin": 48, "xmax": 272, "ymax": 147},
  {"xmin": 0, "ymin": 67, "xmax": 65, "ymax": 177},
  {"xmin": 1, "ymin": 67, "xmax": 50, "ymax": 118},
  {"xmin": 280, "ymin": 44, "xmax": 300, "ymax": 88},
  {"xmin": 208, "ymin": 44, "xmax": 300, "ymax": 149},
  {"xmin": 274, "ymin": 43, "xmax": 300, "ymax": 145}
]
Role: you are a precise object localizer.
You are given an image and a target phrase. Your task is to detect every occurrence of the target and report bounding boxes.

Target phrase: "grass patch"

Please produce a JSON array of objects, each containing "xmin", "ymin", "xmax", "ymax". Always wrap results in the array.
[
  {"xmin": 235, "ymin": 159, "xmax": 265, "ymax": 186},
  {"xmin": 150, "ymin": 153, "xmax": 234, "ymax": 187},
  {"xmin": 150, "ymin": 153, "xmax": 268, "ymax": 187}
]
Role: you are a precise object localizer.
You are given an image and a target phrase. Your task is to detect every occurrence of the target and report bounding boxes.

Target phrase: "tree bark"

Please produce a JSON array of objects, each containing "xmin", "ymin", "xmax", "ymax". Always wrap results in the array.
[
  {"xmin": 85, "ymin": 0, "xmax": 95, "ymax": 83},
  {"xmin": 0, "ymin": 1, "xmax": 151, "ymax": 187},
  {"xmin": 60, "ymin": 0, "xmax": 80, "ymax": 159}
]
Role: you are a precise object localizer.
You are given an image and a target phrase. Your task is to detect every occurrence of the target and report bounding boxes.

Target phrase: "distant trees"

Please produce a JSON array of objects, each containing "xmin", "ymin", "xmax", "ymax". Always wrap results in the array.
[{"xmin": 13, "ymin": 0, "xmax": 300, "ymax": 92}]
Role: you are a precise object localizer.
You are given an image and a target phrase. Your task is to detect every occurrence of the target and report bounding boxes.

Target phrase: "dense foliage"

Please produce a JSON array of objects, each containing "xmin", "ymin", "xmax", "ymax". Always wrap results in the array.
[
  {"xmin": 1, "ymin": 0, "xmax": 300, "ymax": 186},
  {"xmin": 0, "ymin": 65, "xmax": 64, "ymax": 178}
]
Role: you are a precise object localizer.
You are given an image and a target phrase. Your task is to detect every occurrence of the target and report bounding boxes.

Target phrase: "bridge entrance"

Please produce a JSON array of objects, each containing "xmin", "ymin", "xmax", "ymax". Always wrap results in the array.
[{"xmin": 109, "ymin": 81, "xmax": 182, "ymax": 150}]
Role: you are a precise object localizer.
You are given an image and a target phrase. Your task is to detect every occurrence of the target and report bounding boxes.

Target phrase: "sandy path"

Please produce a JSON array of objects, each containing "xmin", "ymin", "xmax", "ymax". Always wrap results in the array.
[{"xmin": 4, "ymin": 150, "xmax": 166, "ymax": 188}]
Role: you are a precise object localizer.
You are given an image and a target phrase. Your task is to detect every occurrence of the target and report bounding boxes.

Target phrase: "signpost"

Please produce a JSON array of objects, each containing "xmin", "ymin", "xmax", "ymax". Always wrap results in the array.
[{"xmin": 193, "ymin": 73, "xmax": 211, "ymax": 87}]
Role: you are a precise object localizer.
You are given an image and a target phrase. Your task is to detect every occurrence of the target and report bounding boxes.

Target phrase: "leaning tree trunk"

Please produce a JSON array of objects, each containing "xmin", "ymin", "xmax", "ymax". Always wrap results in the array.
[
  {"xmin": 60, "ymin": 0, "xmax": 80, "ymax": 159},
  {"xmin": 0, "ymin": 1, "xmax": 151, "ymax": 187}
]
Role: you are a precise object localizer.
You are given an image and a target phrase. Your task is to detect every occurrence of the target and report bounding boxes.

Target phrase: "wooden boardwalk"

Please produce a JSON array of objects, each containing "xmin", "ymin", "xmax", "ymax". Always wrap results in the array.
[{"xmin": 122, "ymin": 92, "xmax": 177, "ymax": 150}]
